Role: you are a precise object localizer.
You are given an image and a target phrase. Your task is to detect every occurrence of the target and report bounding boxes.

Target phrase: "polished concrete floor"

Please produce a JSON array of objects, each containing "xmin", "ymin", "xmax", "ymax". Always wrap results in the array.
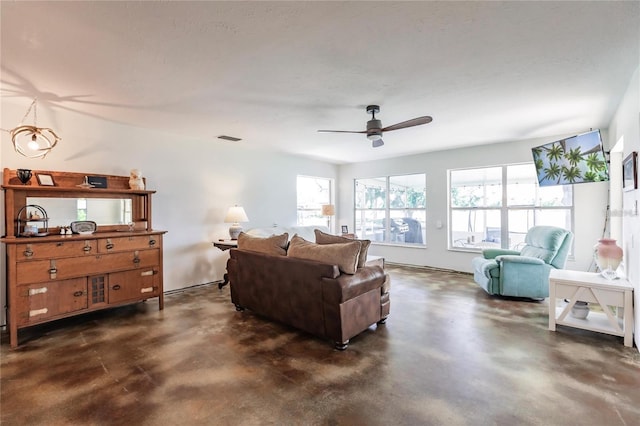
[{"xmin": 1, "ymin": 264, "xmax": 639, "ymax": 425}]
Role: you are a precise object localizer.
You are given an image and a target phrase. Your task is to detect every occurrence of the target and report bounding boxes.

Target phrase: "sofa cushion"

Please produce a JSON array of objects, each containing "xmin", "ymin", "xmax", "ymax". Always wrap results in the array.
[
  {"xmin": 314, "ymin": 229, "xmax": 371, "ymax": 268},
  {"xmin": 287, "ymin": 235, "xmax": 361, "ymax": 274},
  {"xmin": 237, "ymin": 232, "xmax": 289, "ymax": 256}
]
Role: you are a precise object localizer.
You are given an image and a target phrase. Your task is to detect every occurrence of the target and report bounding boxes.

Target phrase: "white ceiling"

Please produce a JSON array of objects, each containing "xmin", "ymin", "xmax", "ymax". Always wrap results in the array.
[{"xmin": 1, "ymin": 1, "xmax": 638, "ymax": 164}]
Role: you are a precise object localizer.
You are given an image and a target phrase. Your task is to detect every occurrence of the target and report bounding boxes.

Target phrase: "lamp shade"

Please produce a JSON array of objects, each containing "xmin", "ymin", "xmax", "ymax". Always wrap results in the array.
[
  {"xmin": 321, "ymin": 204, "xmax": 335, "ymax": 216},
  {"xmin": 224, "ymin": 206, "xmax": 249, "ymax": 240},
  {"xmin": 224, "ymin": 206, "xmax": 249, "ymax": 223}
]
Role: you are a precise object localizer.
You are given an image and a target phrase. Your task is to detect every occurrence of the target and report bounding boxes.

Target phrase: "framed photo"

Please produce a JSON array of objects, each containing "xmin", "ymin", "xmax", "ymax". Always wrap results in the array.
[
  {"xmin": 341, "ymin": 225, "xmax": 349, "ymax": 234},
  {"xmin": 36, "ymin": 173, "xmax": 55, "ymax": 186},
  {"xmin": 622, "ymin": 151, "xmax": 637, "ymax": 191}
]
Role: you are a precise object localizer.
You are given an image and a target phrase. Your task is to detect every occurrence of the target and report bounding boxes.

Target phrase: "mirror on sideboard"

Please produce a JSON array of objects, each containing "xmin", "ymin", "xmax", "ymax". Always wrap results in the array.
[{"xmin": 26, "ymin": 197, "xmax": 133, "ymax": 227}]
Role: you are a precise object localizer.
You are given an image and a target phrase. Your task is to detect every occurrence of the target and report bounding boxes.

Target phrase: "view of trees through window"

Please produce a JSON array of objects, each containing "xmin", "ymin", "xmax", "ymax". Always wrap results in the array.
[
  {"xmin": 355, "ymin": 174, "xmax": 426, "ymax": 245},
  {"xmin": 296, "ymin": 176, "xmax": 333, "ymax": 229},
  {"xmin": 449, "ymin": 163, "xmax": 573, "ymax": 251}
]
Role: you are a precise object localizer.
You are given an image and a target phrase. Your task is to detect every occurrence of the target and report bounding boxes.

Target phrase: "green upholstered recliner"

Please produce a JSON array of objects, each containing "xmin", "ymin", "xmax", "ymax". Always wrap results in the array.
[{"xmin": 471, "ymin": 226, "xmax": 573, "ymax": 299}]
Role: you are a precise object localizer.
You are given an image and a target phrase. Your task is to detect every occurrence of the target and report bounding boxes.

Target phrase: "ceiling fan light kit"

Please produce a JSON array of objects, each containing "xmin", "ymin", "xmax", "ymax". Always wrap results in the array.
[{"xmin": 318, "ymin": 104, "xmax": 432, "ymax": 148}]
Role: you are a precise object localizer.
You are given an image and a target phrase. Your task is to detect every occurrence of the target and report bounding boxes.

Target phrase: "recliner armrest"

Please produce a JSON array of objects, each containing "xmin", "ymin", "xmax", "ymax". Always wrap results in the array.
[
  {"xmin": 496, "ymin": 255, "xmax": 545, "ymax": 265},
  {"xmin": 482, "ymin": 248, "xmax": 520, "ymax": 259}
]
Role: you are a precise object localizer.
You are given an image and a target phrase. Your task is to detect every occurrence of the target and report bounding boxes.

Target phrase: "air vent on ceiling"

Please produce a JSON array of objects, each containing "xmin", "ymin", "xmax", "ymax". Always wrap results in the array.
[{"xmin": 217, "ymin": 135, "xmax": 242, "ymax": 142}]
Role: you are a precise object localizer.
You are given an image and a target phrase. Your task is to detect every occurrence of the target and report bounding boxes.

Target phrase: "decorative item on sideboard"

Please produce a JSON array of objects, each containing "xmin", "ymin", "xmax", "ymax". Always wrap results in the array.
[
  {"xmin": 129, "ymin": 169, "xmax": 145, "ymax": 190},
  {"xmin": 16, "ymin": 169, "xmax": 32, "ymax": 185}
]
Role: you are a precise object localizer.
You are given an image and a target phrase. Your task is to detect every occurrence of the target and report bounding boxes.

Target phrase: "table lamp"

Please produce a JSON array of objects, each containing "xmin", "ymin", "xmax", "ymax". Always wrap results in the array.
[{"xmin": 225, "ymin": 205, "xmax": 249, "ymax": 240}]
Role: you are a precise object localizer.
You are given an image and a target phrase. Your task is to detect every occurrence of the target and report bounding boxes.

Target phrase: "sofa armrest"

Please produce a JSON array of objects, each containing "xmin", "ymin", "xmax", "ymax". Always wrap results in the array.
[
  {"xmin": 496, "ymin": 255, "xmax": 545, "ymax": 265},
  {"xmin": 482, "ymin": 248, "xmax": 520, "ymax": 259},
  {"xmin": 324, "ymin": 265, "xmax": 386, "ymax": 304}
]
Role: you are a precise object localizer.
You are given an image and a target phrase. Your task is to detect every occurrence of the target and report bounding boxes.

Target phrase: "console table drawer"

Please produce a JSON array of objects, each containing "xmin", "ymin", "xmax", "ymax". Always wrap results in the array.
[
  {"xmin": 554, "ymin": 282, "xmax": 625, "ymax": 306},
  {"xmin": 16, "ymin": 240, "xmax": 97, "ymax": 260},
  {"xmin": 16, "ymin": 249, "xmax": 161, "ymax": 284}
]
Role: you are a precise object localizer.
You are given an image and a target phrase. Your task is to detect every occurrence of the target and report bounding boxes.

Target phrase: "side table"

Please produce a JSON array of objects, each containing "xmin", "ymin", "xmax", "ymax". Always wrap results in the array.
[
  {"xmin": 212, "ymin": 239, "xmax": 238, "ymax": 289},
  {"xmin": 549, "ymin": 269, "xmax": 634, "ymax": 347}
]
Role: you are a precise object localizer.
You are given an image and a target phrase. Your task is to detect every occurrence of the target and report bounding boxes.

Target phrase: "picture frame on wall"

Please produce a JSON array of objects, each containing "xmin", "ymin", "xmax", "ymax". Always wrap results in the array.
[
  {"xmin": 36, "ymin": 173, "xmax": 55, "ymax": 186},
  {"xmin": 341, "ymin": 225, "xmax": 349, "ymax": 234},
  {"xmin": 622, "ymin": 151, "xmax": 637, "ymax": 191}
]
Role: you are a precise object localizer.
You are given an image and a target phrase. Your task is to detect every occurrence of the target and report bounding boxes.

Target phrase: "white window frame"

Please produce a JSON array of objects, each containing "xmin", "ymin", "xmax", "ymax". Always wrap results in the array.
[
  {"xmin": 296, "ymin": 175, "xmax": 334, "ymax": 231},
  {"xmin": 448, "ymin": 163, "xmax": 574, "ymax": 252},
  {"xmin": 354, "ymin": 173, "xmax": 427, "ymax": 246}
]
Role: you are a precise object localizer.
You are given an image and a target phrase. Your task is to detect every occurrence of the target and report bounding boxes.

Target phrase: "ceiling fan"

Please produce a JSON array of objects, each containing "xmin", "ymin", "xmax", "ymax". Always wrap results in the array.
[{"xmin": 318, "ymin": 105, "xmax": 432, "ymax": 148}]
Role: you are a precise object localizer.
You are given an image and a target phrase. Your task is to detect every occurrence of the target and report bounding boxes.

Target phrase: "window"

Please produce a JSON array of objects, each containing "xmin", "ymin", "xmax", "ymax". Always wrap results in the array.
[
  {"xmin": 449, "ymin": 164, "xmax": 573, "ymax": 250},
  {"xmin": 297, "ymin": 176, "xmax": 333, "ymax": 228},
  {"xmin": 355, "ymin": 174, "xmax": 426, "ymax": 245}
]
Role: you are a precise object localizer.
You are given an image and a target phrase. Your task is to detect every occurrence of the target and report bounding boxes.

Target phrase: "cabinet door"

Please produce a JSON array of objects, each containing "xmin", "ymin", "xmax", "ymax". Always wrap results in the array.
[
  {"xmin": 109, "ymin": 268, "xmax": 160, "ymax": 304},
  {"xmin": 15, "ymin": 278, "xmax": 88, "ymax": 326}
]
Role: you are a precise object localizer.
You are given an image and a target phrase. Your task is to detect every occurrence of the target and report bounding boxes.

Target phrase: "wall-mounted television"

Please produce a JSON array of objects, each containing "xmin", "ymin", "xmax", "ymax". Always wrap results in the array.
[{"xmin": 531, "ymin": 129, "xmax": 609, "ymax": 187}]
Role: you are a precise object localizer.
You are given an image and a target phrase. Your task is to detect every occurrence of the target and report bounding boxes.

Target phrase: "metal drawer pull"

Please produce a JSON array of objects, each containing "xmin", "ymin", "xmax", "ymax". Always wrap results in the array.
[
  {"xmin": 112, "ymin": 284, "xmax": 121, "ymax": 290},
  {"xmin": 30, "ymin": 308, "xmax": 48, "ymax": 317},
  {"xmin": 49, "ymin": 260, "xmax": 57, "ymax": 280},
  {"xmin": 23, "ymin": 248, "xmax": 34, "ymax": 258},
  {"xmin": 149, "ymin": 239, "xmax": 156, "ymax": 246},
  {"xmin": 133, "ymin": 250, "xmax": 140, "ymax": 265},
  {"xmin": 83, "ymin": 241, "xmax": 92, "ymax": 253},
  {"xmin": 141, "ymin": 287, "xmax": 154, "ymax": 293},
  {"xmin": 73, "ymin": 291, "xmax": 84, "ymax": 297},
  {"xmin": 29, "ymin": 287, "xmax": 48, "ymax": 296},
  {"xmin": 141, "ymin": 270, "xmax": 154, "ymax": 276}
]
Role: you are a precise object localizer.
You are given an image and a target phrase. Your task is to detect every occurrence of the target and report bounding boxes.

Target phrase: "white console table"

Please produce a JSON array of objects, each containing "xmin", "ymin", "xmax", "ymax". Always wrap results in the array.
[{"xmin": 549, "ymin": 269, "xmax": 634, "ymax": 347}]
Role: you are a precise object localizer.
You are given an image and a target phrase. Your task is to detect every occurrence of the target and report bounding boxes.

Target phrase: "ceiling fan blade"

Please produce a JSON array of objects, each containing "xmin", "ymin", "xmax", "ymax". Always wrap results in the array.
[
  {"xmin": 381, "ymin": 116, "xmax": 433, "ymax": 132},
  {"xmin": 317, "ymin": 129, "xmax": 367, "ymax": 134},
  {"xmin": 372, "ymin": 138, "xmax": 384, "ymax": 148}
]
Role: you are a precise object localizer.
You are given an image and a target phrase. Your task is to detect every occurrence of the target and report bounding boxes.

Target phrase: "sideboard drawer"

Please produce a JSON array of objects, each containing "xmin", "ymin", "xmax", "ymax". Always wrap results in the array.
[
  {"xmin": 98, "ymin": 235, "xmax": 161, "ymax": 253},
  {"xmin": 16, "ymin": 240, "xmax": 97, "ymax": 260},
  {"xmin": 15, "ymin": 277, "xmax": 88, "ymax": 326},
  {"xmin": 16, "ymin": 249, "xmax": 161, "ymax": 284}
]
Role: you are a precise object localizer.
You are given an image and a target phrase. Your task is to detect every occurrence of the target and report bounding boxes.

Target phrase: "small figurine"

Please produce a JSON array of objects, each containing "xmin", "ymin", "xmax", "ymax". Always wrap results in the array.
[{"xmin": 129, "ymin": 169, "xmax": 145, "ymax": 190}]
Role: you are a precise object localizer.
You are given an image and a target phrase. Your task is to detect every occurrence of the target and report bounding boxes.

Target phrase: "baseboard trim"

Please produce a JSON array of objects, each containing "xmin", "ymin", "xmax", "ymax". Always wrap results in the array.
[
  {"xmin": 385, "ymin": 262, "xmax": 472, "ymax": 276},
  {"xmin": 164, "ymin": 280, "xmax": 223, "ymax": 296}
]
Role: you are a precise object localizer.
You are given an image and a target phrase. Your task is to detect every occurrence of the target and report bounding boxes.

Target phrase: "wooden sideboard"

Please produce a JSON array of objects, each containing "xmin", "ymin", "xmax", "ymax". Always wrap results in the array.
[{"xmin": 1, "ymin": 168, "xmax": 166, "ymax": 348}]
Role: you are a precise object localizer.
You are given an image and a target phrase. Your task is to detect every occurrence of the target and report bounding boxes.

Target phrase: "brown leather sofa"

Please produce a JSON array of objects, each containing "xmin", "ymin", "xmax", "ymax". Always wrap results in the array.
[{"xmin": 227, "ymin": 249, "xmax": 390, "ymax": 350}]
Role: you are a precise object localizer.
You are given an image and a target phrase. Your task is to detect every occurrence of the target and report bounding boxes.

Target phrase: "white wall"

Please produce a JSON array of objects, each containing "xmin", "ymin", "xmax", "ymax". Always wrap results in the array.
[
  {"xmin": 1, "ymin": 100, "xmax": 337, "ymax": 326},
  {"xmin": 607, "ymin": 65, "xmax": 640, "ymax": 350},
  {"xmin": 338, "ymin": 135, "xmax": 610, "ymax": 273}
]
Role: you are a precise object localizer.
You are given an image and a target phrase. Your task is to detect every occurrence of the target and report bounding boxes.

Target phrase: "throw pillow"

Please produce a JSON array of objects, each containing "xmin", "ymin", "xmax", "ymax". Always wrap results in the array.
[
  {"xmin": 314, "ymin": 229, "xmax": 371, "ymax": 268},
  {"xmin": 287, "ymin": 235, "xmax": 361, "ymax": 274},
  {"xmin": 237, "ymin": 232, "xmax": 289, "ymax": 256}
]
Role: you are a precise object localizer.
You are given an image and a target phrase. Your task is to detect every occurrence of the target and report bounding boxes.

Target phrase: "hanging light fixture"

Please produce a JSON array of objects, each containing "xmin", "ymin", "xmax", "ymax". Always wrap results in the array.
[{"xmin": 7, "ymin": 98, "xmax": 61, "ymax": 159}]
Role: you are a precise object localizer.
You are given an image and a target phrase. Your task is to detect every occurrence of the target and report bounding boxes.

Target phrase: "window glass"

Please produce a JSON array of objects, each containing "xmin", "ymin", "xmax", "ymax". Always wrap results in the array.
[
  {"xmin": 355, "ymin": 174, "xmax": 426, "ymax": 245},
  {"xmin": 355, "ymin": 177, "xmax": 387, "ymax": 209},
  {"xmin": 450, "ymin": 164, "xmax": 573, "ymax": 251},
  {"xmin": 450, "ymin": 166, "xmax": 501, "ymax": 207},
  {"xmin": 297, "ymin": 176, "xmax": 332, "ymax": 227}
]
